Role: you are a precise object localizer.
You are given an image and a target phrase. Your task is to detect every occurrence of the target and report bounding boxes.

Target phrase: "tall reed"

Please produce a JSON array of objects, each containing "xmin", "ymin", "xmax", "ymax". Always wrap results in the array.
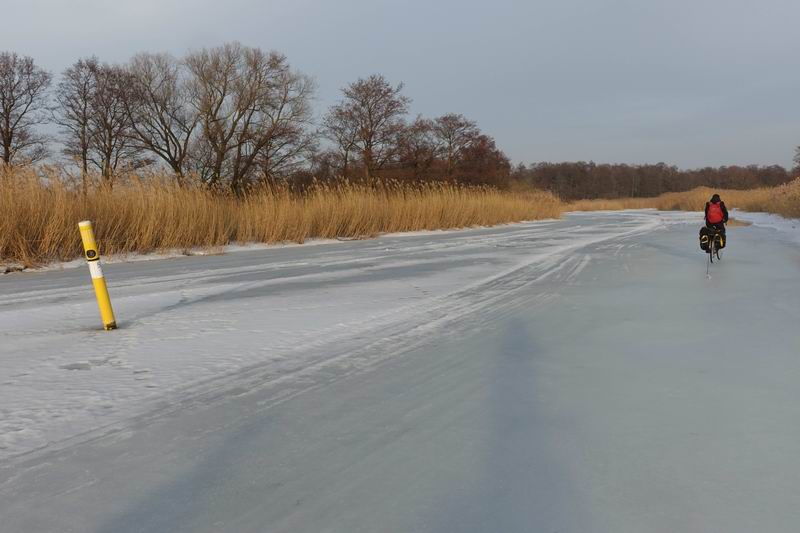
[
  {"xmin": 569, "ymin": 179, "xmax": 800, "ymax": 218},
  {"xmin": 0, "ymin": 169, "xmax": 562, "ymax": 266}
]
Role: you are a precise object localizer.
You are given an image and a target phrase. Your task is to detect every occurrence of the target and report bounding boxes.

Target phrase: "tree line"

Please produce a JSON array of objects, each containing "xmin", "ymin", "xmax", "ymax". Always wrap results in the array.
[
  {"xmin": 0, "ymin": 45, "xmax": 509, "ymax": 193},
  {"xmin": 1, "ymin": 45, "xmax": 796, "ymax": 198},
  {"xmin": 511, "ymin": 162, "xmax": 795, "ymax": 201}
]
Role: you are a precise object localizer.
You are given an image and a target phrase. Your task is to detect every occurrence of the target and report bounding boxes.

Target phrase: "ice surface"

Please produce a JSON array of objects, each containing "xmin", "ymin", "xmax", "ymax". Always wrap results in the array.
[
  {"xmin": 732, "ymin": 209, "xmax": 800, "ymax": 245},
  {"xmin": 1, "ymin": 210, "xmax": 799, "ymax": 533},
  {"xmin": 0, "ymin": 211, "xmax": 667, "ymax": 461}
]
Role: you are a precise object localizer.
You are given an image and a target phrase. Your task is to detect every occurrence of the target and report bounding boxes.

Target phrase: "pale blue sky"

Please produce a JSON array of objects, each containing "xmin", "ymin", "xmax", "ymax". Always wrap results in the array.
[{"xmin": 3, "ymin": 0, "xmax": 799, "ymax": 167}]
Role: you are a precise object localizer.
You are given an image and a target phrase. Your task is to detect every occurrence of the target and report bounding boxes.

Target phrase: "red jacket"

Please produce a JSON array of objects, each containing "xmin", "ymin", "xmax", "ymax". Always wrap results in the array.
[{"xmin": 705, "ymin": 201, "xmax": 728, "ymax": 224}]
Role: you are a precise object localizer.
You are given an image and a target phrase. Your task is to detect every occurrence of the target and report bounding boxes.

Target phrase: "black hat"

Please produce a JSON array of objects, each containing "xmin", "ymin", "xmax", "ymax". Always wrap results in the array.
[{"xmin": 710, "ymin": 194, "xmax": 721, "ymax": 202}]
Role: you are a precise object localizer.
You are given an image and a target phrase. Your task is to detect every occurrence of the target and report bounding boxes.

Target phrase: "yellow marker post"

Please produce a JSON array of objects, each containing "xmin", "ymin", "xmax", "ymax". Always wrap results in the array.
[{"xmin": 78, "ymin": 221, "xmax": 117, "ymax": 330}]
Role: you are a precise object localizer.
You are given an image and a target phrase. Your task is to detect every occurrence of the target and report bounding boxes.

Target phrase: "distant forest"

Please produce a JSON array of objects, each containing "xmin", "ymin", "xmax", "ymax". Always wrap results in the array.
[{"xmin": 510, "ymin": 162, "xmax": 796, "ymax": 201}]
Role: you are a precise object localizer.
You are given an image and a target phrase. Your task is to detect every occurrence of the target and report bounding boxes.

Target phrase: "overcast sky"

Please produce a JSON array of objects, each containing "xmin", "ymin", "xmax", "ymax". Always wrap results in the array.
[{"xmin": 3, "ymin": 0, "xmax": 799, "ymax": 168}]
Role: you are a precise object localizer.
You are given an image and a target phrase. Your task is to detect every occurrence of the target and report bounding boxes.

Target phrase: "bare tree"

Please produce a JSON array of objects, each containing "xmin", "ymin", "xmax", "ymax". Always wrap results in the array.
[
  {"xmin": 53, "ymin": 57, "xmax": 99, "ymax": 189},
  {"xmin": 186, "ymin": 43, "xmax": 315, "ymax": 193},
  {"xmin": 432, "ymin": 113, "xmax": 480, "ymax": 179},
  {"xmin": 321, "ymin": 104, "xmax": 359, "ymax": 179},
  {"xmin": 258, "ymin": 129, "xmax": 317, "ymax": 185},
  {"xmin": 0, "ymin": 52, "xmax": 51, "ymax": 166},
  {"xmin": 325, "ymin": 74, "xmax": 410, "ymax": 182},
  {"xmin": 456, "ymin": 134, "xmax": 511, "ymax": 187},
  {"xmin": 87, "ymin": 63, "xmax": 146, "ymax": 184},
  {"xmin": 125, "ymin": 53, "xmax": 198, "ymax": 184},
  {"xmin": 309, "ymin": 148, "xmax": 345, "ymax": 182},
  {"xmin": 397, "ymin": 116, "xmax": 437, "ymax": 180},
  {"xmin": 254, "ymin": 67, "xmax": 316, "ymax": 185}
]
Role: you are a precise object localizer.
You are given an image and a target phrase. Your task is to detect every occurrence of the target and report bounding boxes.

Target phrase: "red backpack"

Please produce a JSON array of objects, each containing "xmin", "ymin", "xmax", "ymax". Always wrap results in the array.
[{"xmin": 707, "ymin": 202, "xmax": 724, "ymax": 224}]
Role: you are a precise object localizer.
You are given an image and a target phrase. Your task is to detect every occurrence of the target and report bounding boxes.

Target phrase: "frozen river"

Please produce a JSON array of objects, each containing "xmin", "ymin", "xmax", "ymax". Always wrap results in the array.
[{"xmin": 1, "ymin": 210, "xmax": 799, "ymax": 532}]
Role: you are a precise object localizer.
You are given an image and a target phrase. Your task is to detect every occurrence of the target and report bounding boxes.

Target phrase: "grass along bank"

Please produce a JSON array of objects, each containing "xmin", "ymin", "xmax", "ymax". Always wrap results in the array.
[
  {"xmin": 568, "ymin": 178, "xmax": 800, "ymax": 218},
  {"xmin": 1, "ymin": 169, "xmax": 562, "ymax": 267}
]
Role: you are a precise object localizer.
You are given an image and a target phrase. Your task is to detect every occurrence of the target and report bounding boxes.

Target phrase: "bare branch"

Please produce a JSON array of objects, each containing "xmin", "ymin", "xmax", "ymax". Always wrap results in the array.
[
  {"xmin": 0, "ymin": 52, "xmax": 51, "ymax": 166},
  {"xmin": 323, "ymin": 74, "xmax": 410, "ymax": 181}
]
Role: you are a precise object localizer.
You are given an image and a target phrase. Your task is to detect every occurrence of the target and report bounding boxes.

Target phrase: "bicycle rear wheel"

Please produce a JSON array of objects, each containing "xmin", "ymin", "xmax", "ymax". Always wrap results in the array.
[{"xmin": 709, "ymin": 237, "xmax": 715, "ymax": 263}]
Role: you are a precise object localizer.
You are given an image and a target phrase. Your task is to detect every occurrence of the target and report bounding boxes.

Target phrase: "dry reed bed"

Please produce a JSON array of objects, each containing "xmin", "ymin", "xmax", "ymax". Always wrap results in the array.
[
  {"xmin": 0, "ymin": 171, "xmax": 562, "ymax": 266},
  {"xmin": 569, "ymin": 178, "xmax": 800, "ymax": 218},
  {"xmin": 3, "ymin": 167, "xmax": 797, "ymax": 268}
]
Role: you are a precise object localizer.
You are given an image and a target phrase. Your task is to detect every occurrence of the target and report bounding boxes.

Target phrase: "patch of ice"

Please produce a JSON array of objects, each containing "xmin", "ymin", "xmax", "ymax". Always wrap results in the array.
[
  {"xmin": 731, "ymin": 210, "xmax": 800, "ymax": 245},
  {"xmin": 59, "ymin": 362, "xmax": 92, "ymax": 371}
]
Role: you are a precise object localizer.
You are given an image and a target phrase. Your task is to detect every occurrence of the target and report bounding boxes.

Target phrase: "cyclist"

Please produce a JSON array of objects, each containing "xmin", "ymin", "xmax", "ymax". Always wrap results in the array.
[{"xmin": 704, "ymin": 193, "xmax": 728, "ymax": 248}]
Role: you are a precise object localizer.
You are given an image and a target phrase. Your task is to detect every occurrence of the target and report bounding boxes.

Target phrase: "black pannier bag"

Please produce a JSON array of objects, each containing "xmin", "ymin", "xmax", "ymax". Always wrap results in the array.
[{"xmin": 699, "ymin": 226, "xmax": 711, "ymax": 251}]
